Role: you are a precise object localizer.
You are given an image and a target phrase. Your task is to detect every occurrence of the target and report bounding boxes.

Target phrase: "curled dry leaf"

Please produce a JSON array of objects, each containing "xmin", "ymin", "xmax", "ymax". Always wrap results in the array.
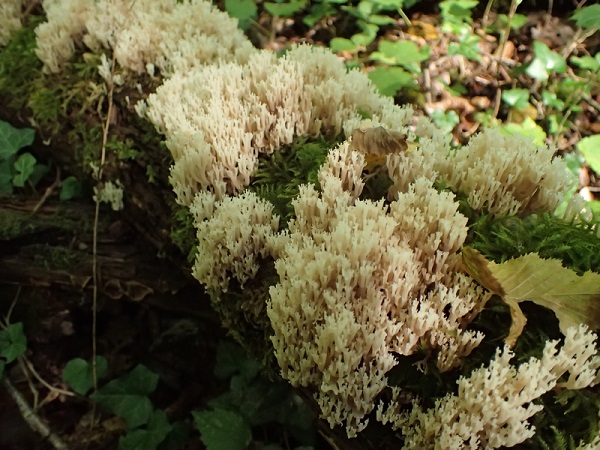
[
  {"xmin": 462, "ymin": 247, "xmax": 600, "ymax": 346},
  {"xmin": 349, "ymin": 126, "xmax": 411, "ymax": 170}
]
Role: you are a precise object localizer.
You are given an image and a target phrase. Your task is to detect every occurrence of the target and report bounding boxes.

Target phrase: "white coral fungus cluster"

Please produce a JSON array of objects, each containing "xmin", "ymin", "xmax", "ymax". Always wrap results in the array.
[
  {"xmin": 378, "ymin": 325, "xmax": 600, "ymax": 449},
  {"xmin": 267, "ymin": 167, "xmax": 489, "ymax": 436},
  {"xmin": 387, "ymin": 121, "xmax": 574, "ymax": 217},
  {"xmin": 139, "ymin": 45, "xmax": 412, "ymax": 204},
  {"xmin": 0, "ymin": 0, "xmax": 31, "ymax": 46},
  {"xmin": 34, "ymin": 0, "xmax": 254, "ymax": 74},
  {"xmin": 189, "ymin": 191, "xmax": 279, "ymax": 296}
]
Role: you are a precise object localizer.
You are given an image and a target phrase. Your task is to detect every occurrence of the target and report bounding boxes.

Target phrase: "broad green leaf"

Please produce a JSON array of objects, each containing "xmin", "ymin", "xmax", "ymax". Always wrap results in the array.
[
  {"xmin": 367, "ymin": 66, "xmax": 414, "ymax": 96},
  {"xmin": 463, "ymin": 249, "xmax": 600, "ymax": 345},
  {"xmin": 526, "ymin": 41, "xmax": 566, "ymax": 81},
  {"xmin": 350, "ymin": 21, "xmax": 378, "ymax": 47},
  {"xmin": 440, "ymin": 0, "xmax": 478, "ymax": 24},
  {"xmin": 572, "ymin": 5, "xmax": 600, "ymax": 30},
  {"xmin": 193, "ymin": 408, "xmax": 251, "ymax": 450},
  {"xmin": 570, "ymin": 55, "xmax": 600, "ymax": 72},
  {"xmin": 541, "ymin": 90, "xmax": 565, "ymax": 111},
  {"xmin": 329, "ymin": 38, "xmax": 358, "ymax": 53},
  {"xmin": 368, "ymin": 14, "xmax": 396, "ymax": 25},
  {"xmin": 0, "ymin": 121, "xmax": 35, "ymax": 160},
  {"xmin": 501, "ymin": 117, "xmax": 546, "ymax": 147},
  {"xmin": 370, "ymin": 40, "xmax": 430, "ymax": 72},
  {"xmin": 264, "ymin": 0, "xmax": 307, "ymax": 16},
  {"xmin": 91, "ymin": 364, "xmax": 159, "ymax": 428},
  {"xmin": 118, "ymin": 410, "xmax": 172, "ymax": 450},
  {"xmin": 224, "ymin": 0, "xmax": 257, "ymax": 23},
  {"xmin": 577, "ymin": 135, "xmax": 600, "ymax": 174},
  {"xmin": 214, "ymin": 341, "xmax": 260, "ymax": 382},
  {"xmin": 448, "ymin": 34, "xmax": 481, "ymax": 62},
  {"xmin": 63, "ymin": 356, "xmax": 108, "ymax": 395},
  {"xmin": 502, "ymin": 88, "xmax": 530, "ymax": 109},
  {"xmin": 60, "ymin": 176, "xmax": 83, "ymax": 201},
  {"xmin": 0, "ymin": 322, "xmax": 27, "ymax": 363},
  {"xmin": 12, "ymin": 152, "xmax": 36, "ymax": 187}
]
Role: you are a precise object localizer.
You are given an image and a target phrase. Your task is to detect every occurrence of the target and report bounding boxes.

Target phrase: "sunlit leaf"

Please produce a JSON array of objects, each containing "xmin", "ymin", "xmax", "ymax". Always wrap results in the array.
[
  {"xmin": 526, "ymin": 41, "xmax": 566, "ymax": 81},
  {"xmin": 463, "ymin": 249, "xmax": 600, "ymax": 346},
  {"xmin": 502, "ymin": 88, "xmax": 530, "ymax": 109},
  {"xmin": 367, "ymin": 66, "xmax": 415, "ymax": 96},
  {"xmin": 577, "ymin": 135, "xmax": 600, "ymax": 174},
  {"xmin": 572, "ymin": 5, "xmax": 600, "ymax": 30}
]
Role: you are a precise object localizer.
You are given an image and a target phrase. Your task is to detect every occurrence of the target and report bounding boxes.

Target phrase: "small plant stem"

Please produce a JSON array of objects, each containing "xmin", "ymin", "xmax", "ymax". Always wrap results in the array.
[
  {"xmin": 494, "ymin": 0, "xmax": 520, "ymax": 75},
  {"xmin": 397, "ymin": 7, "xmax": 411, "ymax": 27},
  {"xmin": 20, "ymin": 355, "xmax": 75, "ymax": 400},
  {"xmin": 481, "ymin": 0, "xmax": 495, "ymax": 30}
]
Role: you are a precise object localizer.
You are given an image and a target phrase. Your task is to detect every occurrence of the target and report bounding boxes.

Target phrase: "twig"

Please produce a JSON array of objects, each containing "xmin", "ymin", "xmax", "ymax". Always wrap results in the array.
[
  {"xmin": 20, "ymin": 356, "xmax": 75, "ymax": 400},
  {"xmin": 2, "ymin": 376, "xmax": 70, "ymax": 450},
  {"xmin": 31, "ymin": 167, "xmax": 61, "ymax": 215}
]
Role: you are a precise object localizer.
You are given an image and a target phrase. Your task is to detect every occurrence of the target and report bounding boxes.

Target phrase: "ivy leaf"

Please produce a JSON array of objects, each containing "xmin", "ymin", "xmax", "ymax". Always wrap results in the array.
[
  {"xmin": 12, "ymin": 152, "xmax": 36, "ymax": 187},
  {"xmin": 91, "ymin": 364, "xmax": 159, "ymax": 428},
  {"xmin": 60, "ymin": 176, "xmax": 83, "ymax": 201},
  {"xmin": 462, "ymin": 248, "xmax": 600, "ymax": 346},
  {"xmin": 370, "ymin": 40, "xmax": 430, "ymax": 73},
  {"xmin": 118, "ymin": 410, "xmax": 172, "ymax": 450},
  {"xmin": 0, "ymin": 322, "xmax": 27, "ymax": 363},
  {"xmin": 329, "ymin": 38, "xmax": 357, "ymax": 53},
  {"xmin": 571, "ymin": 5, "xmax": 600, "ymax": 30},
  {"xmin": 367, "ymin": 66, "xmax": 415, "ymax": 96},
  {"xmin": 63, "ymin": 356, "xmax": 108, "ymax": 395},
  {"xmin": 264, "ymin": 0, "xmax": 307, "ymax": 17},
  {"xmin": 224, "ymin": 0, "xmax": 257, "ymax": 29},
  {"xmin": 526, "ymin": 41, "xmax": 566, "ymax": 81},
  {"xmin": 193, "ymin": 408, "xmax": 251, "ymax": 450},
  {"xmin": 0, "ymin": 121, "xmax": 35, "ymax": 160},
  {"xmin": 577, "ymin": 135, "xmax": 600, "ymax": 174},
  {"xmin": 502, "ymin": 88, "xmax": 530, "ymax": 109}
]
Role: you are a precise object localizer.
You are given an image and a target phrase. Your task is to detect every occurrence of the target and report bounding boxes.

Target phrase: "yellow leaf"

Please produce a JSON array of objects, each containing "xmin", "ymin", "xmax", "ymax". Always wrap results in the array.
[{"xmin": 462, "ymin": 248, "xmax": 600, "ymax": 346}]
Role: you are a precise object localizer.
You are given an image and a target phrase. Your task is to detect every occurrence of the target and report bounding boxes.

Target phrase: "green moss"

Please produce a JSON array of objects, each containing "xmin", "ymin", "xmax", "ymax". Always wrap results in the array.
[
  {"xmin": 170, "ymin": 203, "xmax": 197, "ymax": 264},
  {"xmin": 30, "ymin": 244, "xmax": 86, "ymax": 270},
  {"xmin": 249, "ymin": 134, "xmax": 338, "ymax": 225},
  {"xmin": 467, "ymin": 212, "xmax": 600, "ymax": 274},
  {"xmin": 0, "ymin": 16, "xmax": 44, "ymax": 112}
]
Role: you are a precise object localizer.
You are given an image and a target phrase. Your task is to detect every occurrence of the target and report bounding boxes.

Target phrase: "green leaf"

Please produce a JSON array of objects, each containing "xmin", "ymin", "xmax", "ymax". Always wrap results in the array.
[
  {"xmin": 501, "ymin": 117, "xmax": 546, "ymax": 147},
  {"xmin": 577, "ymin": 135, "xmax": 600, "ymax": 174},
  {"xmin": 448, "ymin": 34, "xmax": 481, "ymax": 62},
  {"xmin": 462, "ymin": 249, "xmax": 600, "ymax": 345},
  {"xmin": 91, "ymin": 364, "xmax": 159, "ymax": 428},
  {"xmin": 214, "ymin": 341, "xmax": 260, "ymax": 382},
  {"xmin": 502, "ymin": 88, "xmax": 529, "ymax": 109},
  {"xmin": 367, "ymin": 66, "xmax": 414, "ymax": 96},
  {"xmin": 440, "ymin": 0, "xmax": 478, "ymax": 24},
  {"xmin": 430, "ymin": 109, "xmax": 459, "ymax": 134},
  {"xmin": 63, "ymin": 356, "xmax": 108, "ymax": 395},
  {"xmin": 541, "ymin": 90, "xmax": 565, "ymax": 111},
  {"xmin": 571, "ymin": 5, "xmax": 600, "ymax": 30},
  {"xmin": 526, "ymin": 41, "xmax": 566, "ymax": 81},
  {"xmin": 329, "ymin": 38, "xmax": 358, "ymax": 53},
  {"xmin": 0, "ymin": 121, "xmax": 35, "ymax": 160},
  {"xmin": 570, "ymin": 55, "xmax": 600, "ymax": 72},
  {"xmin": 0, "ymin": 322, "xmax": 27, "ymax": 363},
  {"xmin": 60, "ymin": 176, "xmax": 83, "ymax": 201},
  {"xmin": 224, "ymin": 0, "xmax": 257, "ymax": 29},
  {"xmin": 350, "ymin": 21, "xmax": 378, "ymax": 47},
  {"xmin": 264, "ymin": 0, "xmax": 307, "ymax": 16},
  {"xmin": 193, "ymin": 408, "xmax": 251, "ymax": 450},
  {"xmin": 12, "ymin": 152, "xmax": 36, "ymax": 187},
  {"xmin": 370, "ymin": 40, "xmax": 430, "ymax": 73},
  {"xmin": 118, "ymin": 410, "xmax": 172, "ymax": 450}
]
